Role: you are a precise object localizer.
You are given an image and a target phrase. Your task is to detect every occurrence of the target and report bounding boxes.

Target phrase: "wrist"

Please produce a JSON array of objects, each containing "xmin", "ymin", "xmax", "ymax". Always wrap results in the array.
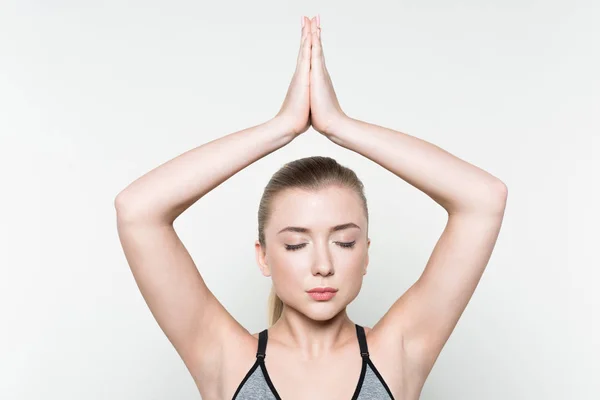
[
  {"xmin": 266, "ymin": 116, "xmax": 299, "ymax": 142},
  {"xmin": 324, "ymin": 114, "xmax": 353, "ymax": 143}
]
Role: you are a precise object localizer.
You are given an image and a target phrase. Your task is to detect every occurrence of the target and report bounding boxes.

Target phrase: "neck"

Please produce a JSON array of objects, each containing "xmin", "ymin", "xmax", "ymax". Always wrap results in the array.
[{"xmin": 269, "ymin": 305, "xmax": 356, "ymax": 360}]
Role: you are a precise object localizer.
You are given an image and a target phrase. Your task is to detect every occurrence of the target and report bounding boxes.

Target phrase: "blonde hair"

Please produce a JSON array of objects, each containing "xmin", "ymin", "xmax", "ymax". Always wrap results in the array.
[{"xmin": 257, "ymin": 156, "xmax": 369, "ymax": 326}]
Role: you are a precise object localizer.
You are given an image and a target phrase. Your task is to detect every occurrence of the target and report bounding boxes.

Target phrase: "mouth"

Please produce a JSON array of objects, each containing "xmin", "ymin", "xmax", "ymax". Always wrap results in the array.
[
  {"xmin": 307, "ymin": 287, "xmax": 338, "ymax": 293},
  {"xmin": 306, "ymin": 287, "xmax": 338, "ymax": 301},
  {"xmin": 307, "ymin": 291, "xmax": 337, "ymax": 301}
]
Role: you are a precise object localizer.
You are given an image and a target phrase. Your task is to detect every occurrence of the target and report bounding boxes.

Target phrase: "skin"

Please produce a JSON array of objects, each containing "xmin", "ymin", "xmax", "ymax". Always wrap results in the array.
[
  {"xmin": 116, "ymin": 14, "xmax": 507, "ymax": 400},
  {"xmin": 255, "ymin": 185, "xmax": 370, "ymax": 358},
  {"xmin": 253, "ymin": 16, "xmax": 370, "ymax": 366},
  {"xmin": 275, "ymin": 15, "xmax": 346, "ymax": 138}
]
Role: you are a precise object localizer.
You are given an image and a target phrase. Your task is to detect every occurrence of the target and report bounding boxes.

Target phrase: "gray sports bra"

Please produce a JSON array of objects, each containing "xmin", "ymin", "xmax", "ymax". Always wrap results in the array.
[{"xmin": 231, "ymin": 324, "xmax": 395, "ymax": 399}]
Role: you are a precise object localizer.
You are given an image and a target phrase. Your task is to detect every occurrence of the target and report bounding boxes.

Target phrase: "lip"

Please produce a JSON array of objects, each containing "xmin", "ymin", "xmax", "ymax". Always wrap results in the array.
[
  {"xmin": 307, "ymin": 291, "xmax": 337, "ymax": 301},
  {"xmin": 307, "ymin": 287, "xmax": 338, "ymax": 293}
]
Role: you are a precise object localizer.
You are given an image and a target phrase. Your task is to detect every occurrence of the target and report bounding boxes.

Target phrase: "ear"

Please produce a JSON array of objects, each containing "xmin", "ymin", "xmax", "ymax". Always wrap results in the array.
[
  {"xmin": 364, "ymin": 237, "xmax": 371, "ymax": 275},
  {"xmin": 255, "ymin": 240, "xmax": 272, "ymax": 277}
]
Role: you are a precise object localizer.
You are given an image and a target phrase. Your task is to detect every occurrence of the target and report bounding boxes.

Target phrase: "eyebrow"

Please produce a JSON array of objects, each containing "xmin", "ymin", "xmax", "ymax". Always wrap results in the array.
[{"xmin": 277, "ymin": 222, "xmax": 361, "ymax": 235}]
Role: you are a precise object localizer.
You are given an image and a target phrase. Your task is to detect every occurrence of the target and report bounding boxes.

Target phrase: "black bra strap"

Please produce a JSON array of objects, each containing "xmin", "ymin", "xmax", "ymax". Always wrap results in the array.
[
  {"xmin": 355, "ymin": 324, "xmax": 370, "ymax": 359},
  {"xmin": 258, "ymin": 326, "xmax": 369, "ymax": 360},
  {"xmin": 256, "ymin": 329, "xmax": 268, "ymax": 359}
]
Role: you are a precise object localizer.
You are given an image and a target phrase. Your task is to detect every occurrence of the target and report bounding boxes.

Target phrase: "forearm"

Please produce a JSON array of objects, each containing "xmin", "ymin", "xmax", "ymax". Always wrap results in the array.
[
  {"xmin": 328, "ymin": 116, "xmax": 507, "ymax": 215},
  {"xmin": 115, "ymin": 117, "xmax": 294, "ymax": 224}
]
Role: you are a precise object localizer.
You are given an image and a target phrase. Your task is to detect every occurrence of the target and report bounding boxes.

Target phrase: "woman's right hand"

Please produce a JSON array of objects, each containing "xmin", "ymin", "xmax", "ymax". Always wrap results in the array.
[{"xmin": 274, "ymin": 16, "xmax": 312, "ymax": 137}]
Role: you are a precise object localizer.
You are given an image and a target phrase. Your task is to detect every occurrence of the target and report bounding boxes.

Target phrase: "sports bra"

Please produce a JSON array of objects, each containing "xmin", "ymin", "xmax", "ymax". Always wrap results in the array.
[{"xmin": 231, "ymin": 324, "xmax": 395, "ymax": 399}]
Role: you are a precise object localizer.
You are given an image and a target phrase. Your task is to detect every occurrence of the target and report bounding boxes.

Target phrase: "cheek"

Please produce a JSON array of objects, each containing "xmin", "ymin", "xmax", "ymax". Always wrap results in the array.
[
  {"xmin": 272, "ymin": 265, "xmax": 302, "ymax": 287},
  {"xmin": 346, "ymin": 264, "xmax": 366, "ymax": 288},
  {"xmin": 339, "ymin": 255, "xmax": 367, "ymax": 292},
  {"xmin": 270, "ymin": 268, "xmax": 306, "ymax": 308},
  {"xmin": 269, "ymin": 254, "xmax": 306, "ymax": 290}
]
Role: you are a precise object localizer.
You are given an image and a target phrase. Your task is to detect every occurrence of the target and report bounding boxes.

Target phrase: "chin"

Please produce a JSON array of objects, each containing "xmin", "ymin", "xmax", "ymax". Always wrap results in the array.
[
  {"xmin": 280, "ymin": 294, "xmax": 347, "ymax": 321},
  {"xmin": 302, "ymin": 302, "xmax": 345, "ymax": 321},
  {"xmin": 302, "ymin": 310, "xmax": 338, "ymax": 322}
]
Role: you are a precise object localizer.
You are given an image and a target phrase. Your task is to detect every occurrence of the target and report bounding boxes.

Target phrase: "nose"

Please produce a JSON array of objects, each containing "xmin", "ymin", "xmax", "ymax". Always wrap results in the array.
[{"xmin": 311, "ymin": 243, "xmax": 334, "ymax": 277}]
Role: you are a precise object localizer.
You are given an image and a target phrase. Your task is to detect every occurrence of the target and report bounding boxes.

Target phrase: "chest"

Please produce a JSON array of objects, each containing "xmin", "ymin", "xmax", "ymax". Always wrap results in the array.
[
  {"xmin": 220, "ymin": 345, "xmax": 411, "ymax": 400},
  {"xmin": 262, "ymin": 354, "xmax": 365, "ymax": 399}
]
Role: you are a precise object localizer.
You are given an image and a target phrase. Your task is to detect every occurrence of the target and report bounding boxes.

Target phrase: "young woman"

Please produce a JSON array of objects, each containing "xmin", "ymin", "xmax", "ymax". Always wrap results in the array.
[{"xmin": 115, "ymin": 15, "xmax": 507, "ymax": 400}]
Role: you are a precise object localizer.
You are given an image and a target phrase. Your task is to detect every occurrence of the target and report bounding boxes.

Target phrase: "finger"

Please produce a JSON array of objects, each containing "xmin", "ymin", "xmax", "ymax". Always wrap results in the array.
[
  {"xmin": 299, "ymin": 16, "xmax": 308, "ymax": 45},
  {"xmin": 310, "ymin": 17, "xmax": 324, "ymax": 69},
  {"xmin": 296, "ymin": 17, "xmax": 310, "ymax": 64},
  {"xmin": 296, "ymin": 21, "xmax": 312, "ymax": 79}
]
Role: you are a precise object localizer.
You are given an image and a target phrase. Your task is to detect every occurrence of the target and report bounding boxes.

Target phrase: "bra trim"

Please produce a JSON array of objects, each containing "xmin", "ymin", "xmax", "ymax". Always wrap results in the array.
[
  {"xmin": 367, "ymin": 358, "xmax": 396, "ymax": 399},
  {"xmin": 230, "ymin": 359, "xmax": 260, "ymax": 400},
  {"xmin": 231, "ymin": 323, "xmax": 394, "ymax": 400}
]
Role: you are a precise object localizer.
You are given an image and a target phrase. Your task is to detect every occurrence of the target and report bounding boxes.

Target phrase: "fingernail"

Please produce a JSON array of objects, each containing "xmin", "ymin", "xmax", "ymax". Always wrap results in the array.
[
  {"xmin": 301, "ymin": 16, "xmax": 305, "ymax": 28},
  {"xmin": 317, "ymin": 14, "xmax": 320, "ymax": 27}
]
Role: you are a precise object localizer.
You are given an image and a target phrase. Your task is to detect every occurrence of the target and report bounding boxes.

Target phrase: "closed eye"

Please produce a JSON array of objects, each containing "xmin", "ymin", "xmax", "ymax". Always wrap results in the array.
[{"xmin": 285, "ymin": 241, "xmax": 356, "ymax": 251}]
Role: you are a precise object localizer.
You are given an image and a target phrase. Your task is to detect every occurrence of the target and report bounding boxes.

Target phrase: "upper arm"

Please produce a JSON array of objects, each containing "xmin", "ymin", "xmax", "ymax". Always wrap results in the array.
[
  {"xmin": 370, "ymin": 187, "xmax": 507, "ymax": 380},
  {"xmin": 115, "ymin": 200, "xmax": 250, "ymax": 388}
]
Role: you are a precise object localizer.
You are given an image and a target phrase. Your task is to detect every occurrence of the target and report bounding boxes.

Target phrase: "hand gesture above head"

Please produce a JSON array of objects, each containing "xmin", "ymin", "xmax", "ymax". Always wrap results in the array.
[
  {"xmin": 274, "ymin": 16, "xmax": 313, "ymax": 137},
  {"xmin": 308, "ymin": 16, "xmax": 348, "ymax": 137}
]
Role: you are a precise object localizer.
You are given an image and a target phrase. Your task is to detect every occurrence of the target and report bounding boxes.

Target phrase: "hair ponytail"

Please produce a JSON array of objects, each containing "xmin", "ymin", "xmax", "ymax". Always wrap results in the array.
[{"xmin": 267, "ymin": 283, "xmax": 284, "ymax": 326}]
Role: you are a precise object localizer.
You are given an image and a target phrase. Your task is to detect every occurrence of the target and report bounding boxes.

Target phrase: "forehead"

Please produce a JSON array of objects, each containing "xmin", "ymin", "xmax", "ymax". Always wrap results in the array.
[{"xmin": 269, "ymin": 186, "xmax": 364, "ymax": 229}]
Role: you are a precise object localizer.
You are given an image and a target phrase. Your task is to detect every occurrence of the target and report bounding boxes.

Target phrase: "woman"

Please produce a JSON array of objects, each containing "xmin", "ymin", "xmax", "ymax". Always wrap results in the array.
[{"xmin": 115, "ymin": 15, "xmax": 507, "ymax": 400}]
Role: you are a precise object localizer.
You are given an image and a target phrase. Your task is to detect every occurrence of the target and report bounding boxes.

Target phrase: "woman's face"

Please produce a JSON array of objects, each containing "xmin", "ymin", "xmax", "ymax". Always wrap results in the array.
[{"xmin": 256, "ymin": 185, "xmax": 370, "ymax": 321}]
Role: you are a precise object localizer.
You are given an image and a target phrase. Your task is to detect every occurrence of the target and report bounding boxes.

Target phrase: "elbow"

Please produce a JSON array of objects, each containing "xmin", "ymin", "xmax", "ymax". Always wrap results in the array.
[
  {"xmin": 454, "ymin": 179, "xmax": 507, "ymax": 216},
  {"xmin": 114, "ymin": 191, "xmax": 175, "ymax": 225},
  {"xmin": 114, "ymin": 191, "xmax": 146, "ymax": 223},
  {"xmin": 114, "ymin": 191, "xmax": 135, "ymax": 221},
  {"xmin": 114, "ymin": 191, "xmax": 127, "ymax": 212},
  {"xmin": 486, "ymin": 179, "xmax": 508, "ymax": 214},
  {"xmin": 495, "ymin": 179, "xmax": 508, "ymax": 203}
]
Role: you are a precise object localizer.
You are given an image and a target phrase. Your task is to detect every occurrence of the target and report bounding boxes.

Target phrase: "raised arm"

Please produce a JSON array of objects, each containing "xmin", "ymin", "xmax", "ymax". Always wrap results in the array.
[
  {"xmin": 307, "ymin": 16, "xmax": 508, "ymax": 388},
  {"xmin": 114, "ymin": 17, "xmax": 313, "ymax": 396}
]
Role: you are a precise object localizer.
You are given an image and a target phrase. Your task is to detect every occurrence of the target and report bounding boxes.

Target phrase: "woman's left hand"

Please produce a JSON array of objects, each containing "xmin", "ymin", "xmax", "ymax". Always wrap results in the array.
[{"xmin": 309, "ymin": 16, "xmax": 348, "ymax": 137}]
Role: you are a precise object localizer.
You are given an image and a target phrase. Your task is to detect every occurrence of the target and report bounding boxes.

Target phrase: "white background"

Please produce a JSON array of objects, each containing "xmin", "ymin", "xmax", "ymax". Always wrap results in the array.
[{"xmin": 0, "ymin": 0, "xmax": 598, "ymax": 399}]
